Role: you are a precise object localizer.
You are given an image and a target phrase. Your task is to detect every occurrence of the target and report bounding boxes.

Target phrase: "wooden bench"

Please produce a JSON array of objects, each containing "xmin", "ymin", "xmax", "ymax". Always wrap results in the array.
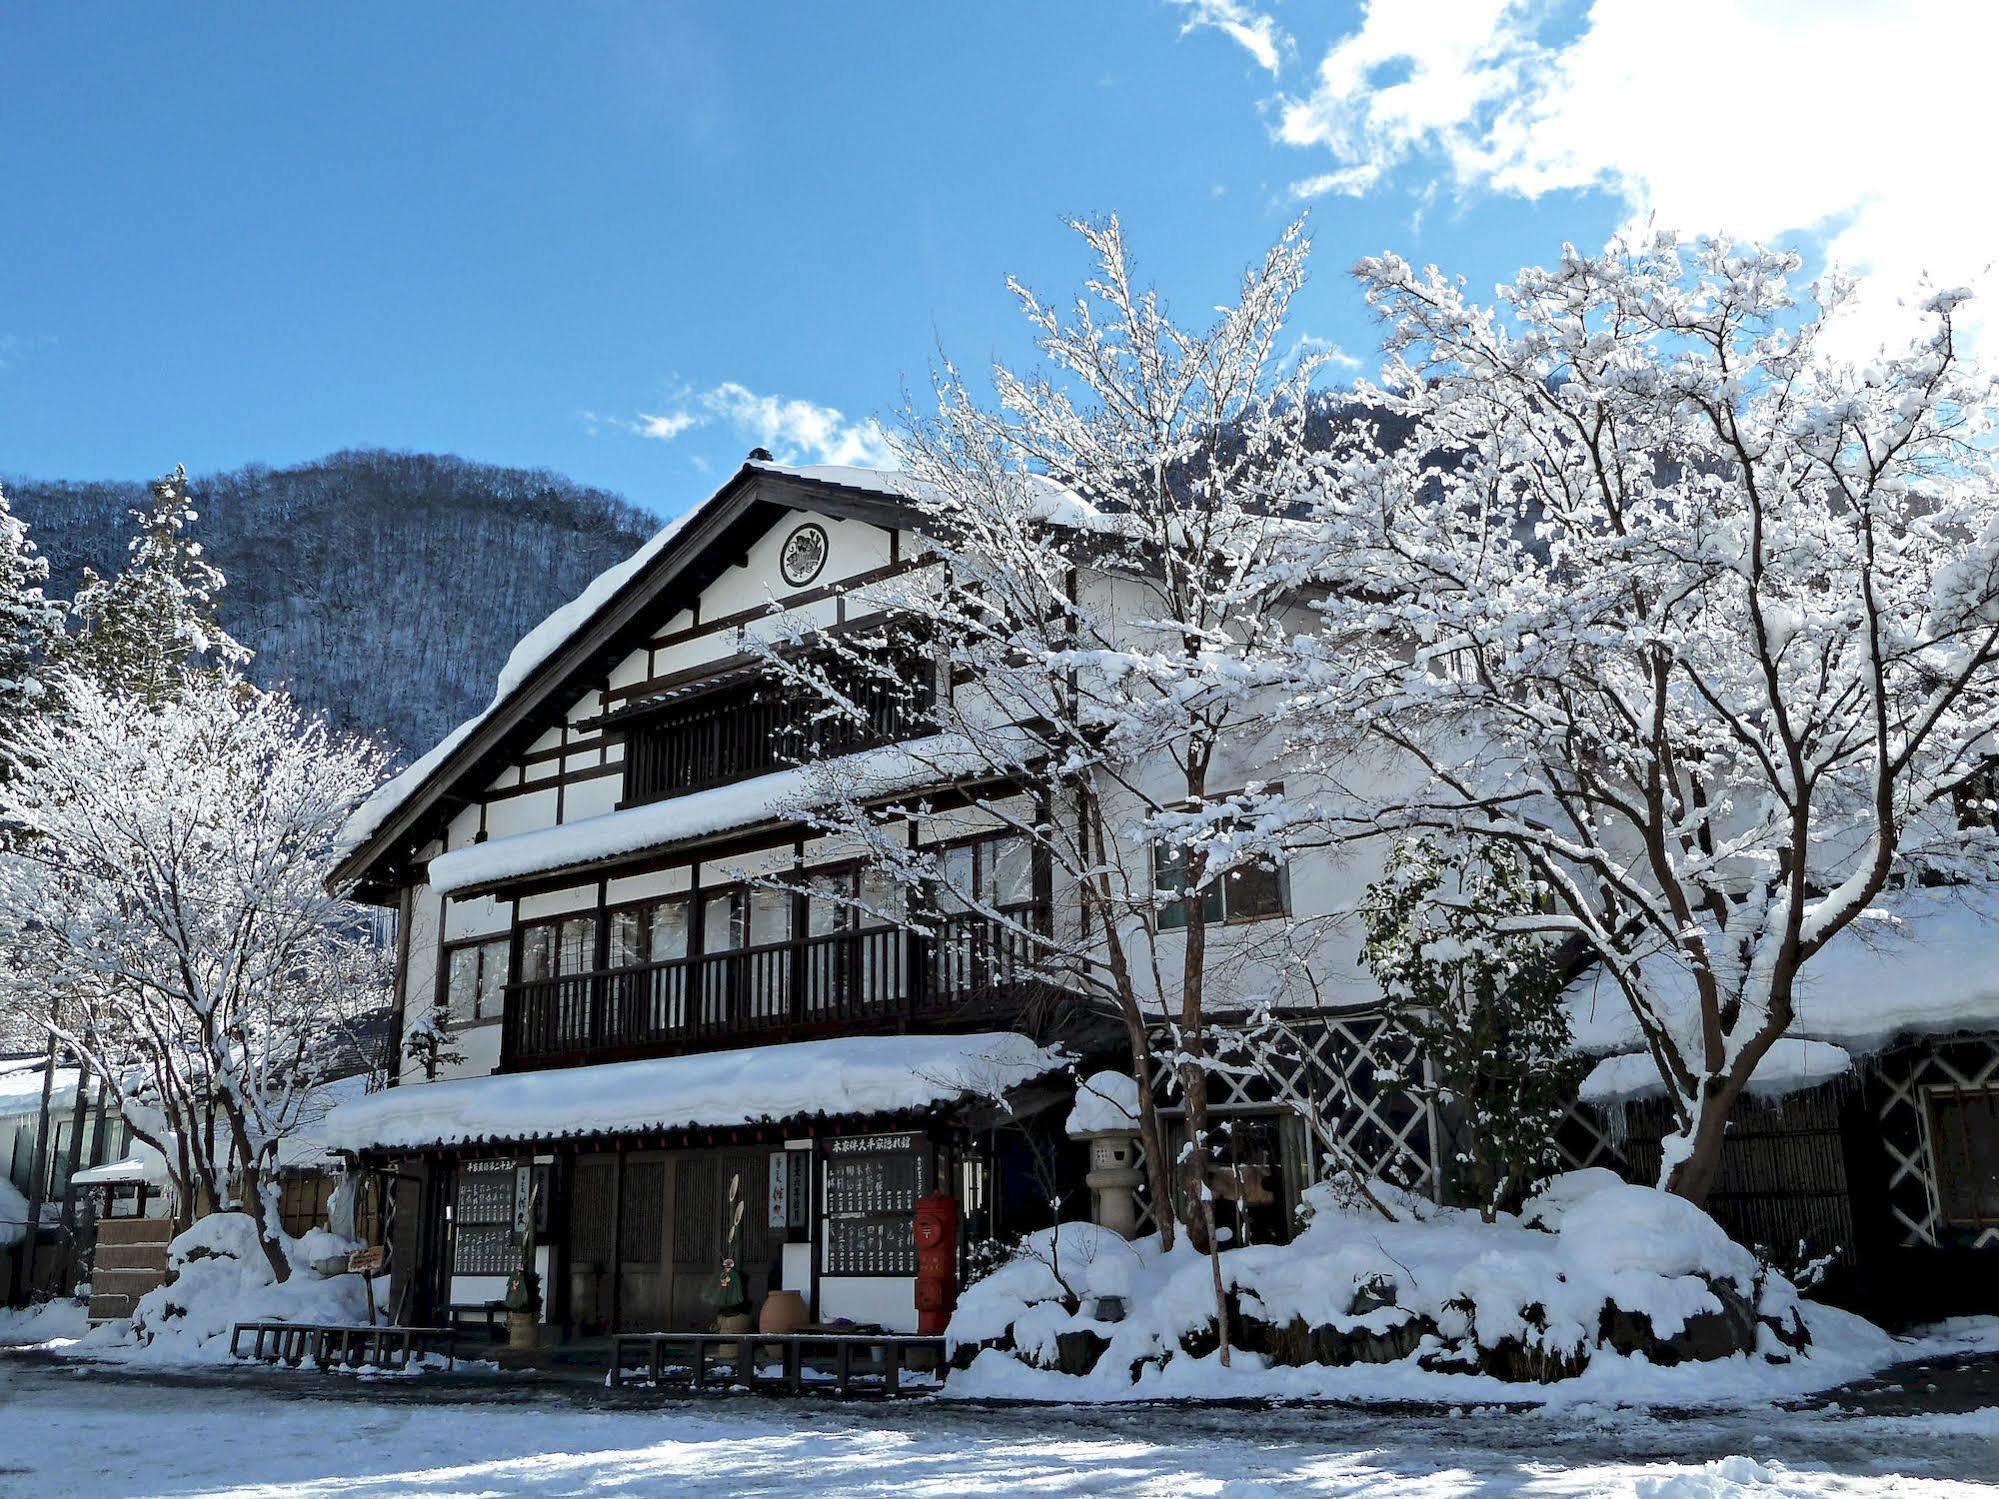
[
  {"xmin": 229, "ymin": 1320, "xmax": 458, "ymax": 1371},
  {"xmin": 609, "ymin": 1331, "xmax": 948, "ymax": 1397},
  {"xmin": 443, "ymin": 1300, "xmax": 507, "ymax": 1341}
]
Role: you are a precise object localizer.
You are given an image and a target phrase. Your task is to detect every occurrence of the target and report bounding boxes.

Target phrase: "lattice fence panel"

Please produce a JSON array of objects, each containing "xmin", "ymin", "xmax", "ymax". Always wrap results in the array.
[
  {"xmin": 1149, "ymin": 1011, "xmax": 1443, "ymax": 1199},
  {"xmin": 1877, "ymin": 1034, "xmax": 1999, "ymax": 1249}
]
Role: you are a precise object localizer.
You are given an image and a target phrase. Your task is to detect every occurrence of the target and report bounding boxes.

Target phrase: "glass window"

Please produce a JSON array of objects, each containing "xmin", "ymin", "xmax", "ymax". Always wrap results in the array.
[
  {"xmin": 859, "ymin": 869, "xmax": 904, "ymax": 930},
  {"xmin": 703, "ymin": 893, "xmax": 740, "ymax": 952},
  {"xmin": 476, "ymin": 937, "xmax": 509, "ymax": 1014},
  {"xmin": 988, "ymin": 837, "xmax": 1034, "ymax": 907},
  {"xmin": 1154, "ymin": 840, "xmax": 1224, "ymax": 930},
  {"xmin": 610, "ymin": 899, "xmax": 691, "ymax": 968},
  {"xmin": 556, "ymin": 916, "xmax": 596, "ymax": 975},
  {"xmin": 805, "ymin": 872, "xmax": 851, "ymax": 936},
  {"xmin": 648, "ymin": 900, "xmax": 689, "ymax": 963},
  {"xmin": 520, "ymin": 924, "xmax": 556, "ymax": 983},
  {"xmin": 937, "ymin": 845, "xmax": 975, "ymax": 913},
  {"xmin": 610, "ymin": 908, "xmax": 646, "ymax": 969},
  {"xmin": 445, "ymin": 937, "xmax": 510, "ymax": 1020},
  {"xmin": 447, "ymin": 945, "xmax": 480, "ymax": 1021},
  {"xmin": 749, "ymin": 886, "xmax": 793, "ymax": 947},
  {"xmin": 1931, "ymin": 1089, "xmax": 1999, "ymax": 1227}
]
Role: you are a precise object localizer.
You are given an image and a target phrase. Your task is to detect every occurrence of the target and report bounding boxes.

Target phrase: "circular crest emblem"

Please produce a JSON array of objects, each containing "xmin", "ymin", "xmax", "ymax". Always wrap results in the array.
[{"xmin": 780, "ymin": 522, "xmax": 829, "ymax": 587}]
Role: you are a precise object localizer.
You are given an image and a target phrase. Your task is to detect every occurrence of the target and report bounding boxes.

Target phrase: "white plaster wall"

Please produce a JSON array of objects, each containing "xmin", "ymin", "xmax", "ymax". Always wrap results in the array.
[{"xmin": 818, "ymin": 1276, "xmax": 916, "ymax": 1333}]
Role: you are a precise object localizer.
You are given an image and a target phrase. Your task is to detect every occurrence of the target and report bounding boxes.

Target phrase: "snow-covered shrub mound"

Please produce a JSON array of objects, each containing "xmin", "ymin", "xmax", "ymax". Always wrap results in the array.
[
  {"xmin": 112, "ymin": 1212, "xmax": 369, "ymax": 1362},
  {"xmin": 947, "ymin": 1171, "xmax": 1897, "ymax": 1404}
]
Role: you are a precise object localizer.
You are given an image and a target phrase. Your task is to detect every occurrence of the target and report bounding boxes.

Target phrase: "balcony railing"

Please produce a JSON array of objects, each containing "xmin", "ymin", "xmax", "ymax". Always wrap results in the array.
[
  {"xmin": 619, "ymin": 658, "xmax": 934, "ymax": 806},
  {"xmin": 498, "ymin": 904, "xmax": 1047, "ymax": 1069}
]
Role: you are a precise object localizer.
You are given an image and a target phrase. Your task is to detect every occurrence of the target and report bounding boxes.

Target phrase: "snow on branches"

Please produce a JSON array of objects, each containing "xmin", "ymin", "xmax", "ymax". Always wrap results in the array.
[
  {"xmin": 0, "ymin": 674, "xmax": 388, "ymax": 1277},
  {"xmin": 1297, "ymin": 234, "xmax": 1999, "ymax": 1200},
  {"xmin": 750, "ymin": 216, "xmax": 1342, "ymax": 1358}
]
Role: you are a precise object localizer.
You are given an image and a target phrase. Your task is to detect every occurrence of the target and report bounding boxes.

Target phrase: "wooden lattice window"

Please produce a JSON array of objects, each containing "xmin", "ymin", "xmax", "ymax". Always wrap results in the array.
[{"xmin": 1928, "ymin": 1087, "xmax": 1999, "ymax": 1229}]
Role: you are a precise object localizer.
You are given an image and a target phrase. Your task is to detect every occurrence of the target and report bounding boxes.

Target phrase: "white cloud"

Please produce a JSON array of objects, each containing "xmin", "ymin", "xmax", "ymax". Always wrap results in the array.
[
  {"xmin": 1272, "ymin": 0, "xmax": 1999, "ymax": 353},
  {"xmin": 1169, "ymin": 0, "xmax": 1289, "ymax": 75},
  {"xmin": 589, "ymin": 383, "xmax": 896, "ymax": 469},
  {"xmin": 697, "ymin": 383, "xmax": 896, "ymax": 469},
  {"xmin": 631, "ymin": 410, "xmax": 701, "ymax": 442}
]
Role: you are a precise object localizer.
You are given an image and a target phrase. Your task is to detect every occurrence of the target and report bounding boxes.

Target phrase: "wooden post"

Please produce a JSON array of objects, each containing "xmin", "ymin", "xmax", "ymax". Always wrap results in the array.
[
  {"xmin": 10, "ymin": 1037, "xmax": 56, "ymax": 1306},
  {"xmin": 607, "ymin": 1148, "xmax": 625, "ymax": 1335}
]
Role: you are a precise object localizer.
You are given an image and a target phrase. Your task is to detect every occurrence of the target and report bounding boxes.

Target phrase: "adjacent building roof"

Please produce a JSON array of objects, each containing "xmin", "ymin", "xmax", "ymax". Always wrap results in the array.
[
  {"xmin": 320, "ymin": 1030, "xmax": 1069, "ymax": 1154},
  {"xmin": 0, "ymin": 1058, "xmax": 79, "ymax": 1120},
  {"xmin": 1567, "ymin": 882, "xmax": 1999, "ymax": 1101}
]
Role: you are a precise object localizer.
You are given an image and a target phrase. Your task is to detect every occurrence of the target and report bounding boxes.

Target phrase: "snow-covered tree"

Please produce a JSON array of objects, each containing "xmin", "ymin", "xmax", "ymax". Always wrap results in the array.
[
  {"xmin": 1362, "ymin": 839, "xmax": 1582, "ymax": 1220},
  {"xmin": 64, "ymin": 464, "xmax": 247, "ymax": 702},
  {"xmin": 1297, "ymin": 236, "xmax": 1999, "ymax": 1202},
  {"xmin": 0, "ymin": 480, "xmax": 63, "ymax": 753},
  {"xmin": 753, "ymin": 217, "xmax": 1335, "ymax": 1359},
  {"xmin": 0, "ymin": 674, "xmax": 389, "ymax": 1278}
]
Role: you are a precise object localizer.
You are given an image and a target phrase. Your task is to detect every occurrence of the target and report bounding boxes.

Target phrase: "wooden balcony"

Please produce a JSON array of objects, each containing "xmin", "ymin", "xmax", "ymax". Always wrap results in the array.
[{"xmin": 498, "ymin": 904, "xmax": 1047, "ymax": 1070}]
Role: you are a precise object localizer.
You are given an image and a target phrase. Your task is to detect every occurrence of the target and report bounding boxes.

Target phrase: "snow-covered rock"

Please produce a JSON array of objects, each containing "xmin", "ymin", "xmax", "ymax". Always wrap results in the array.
[{"xmin": 946, "ymin": 1171, "xmax": 1886, "ymax": 1405}]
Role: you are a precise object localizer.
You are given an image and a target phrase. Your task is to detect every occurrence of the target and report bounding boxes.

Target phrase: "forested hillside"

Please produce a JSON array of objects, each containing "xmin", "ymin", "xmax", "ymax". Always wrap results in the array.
[{"xmin": 6, "ymin": 449, "xmax": 660, "ymax": 757}]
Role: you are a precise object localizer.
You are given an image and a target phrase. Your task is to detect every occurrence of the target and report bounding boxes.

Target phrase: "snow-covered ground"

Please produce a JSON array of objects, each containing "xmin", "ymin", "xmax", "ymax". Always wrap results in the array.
[{"xmin": 3, "ymin": 1351, "xmax": 1999, "ymax": 1498}]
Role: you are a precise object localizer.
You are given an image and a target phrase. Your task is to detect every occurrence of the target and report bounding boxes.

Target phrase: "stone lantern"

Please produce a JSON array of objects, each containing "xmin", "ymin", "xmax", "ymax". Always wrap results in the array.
[{"xmin": 1066, "ymin": 1071, "xmax": 1144, "ymax": 1239}]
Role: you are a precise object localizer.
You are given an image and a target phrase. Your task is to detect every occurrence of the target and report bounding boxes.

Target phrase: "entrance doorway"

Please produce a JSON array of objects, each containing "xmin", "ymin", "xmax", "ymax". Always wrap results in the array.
[{"xmin": 566, "ymin": 1149, "xmax": 774, "ymax": 1334}]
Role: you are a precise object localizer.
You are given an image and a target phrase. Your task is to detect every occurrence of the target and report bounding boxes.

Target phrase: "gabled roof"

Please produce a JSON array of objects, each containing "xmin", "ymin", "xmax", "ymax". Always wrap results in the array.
[{"xmin": 331, "ymin": 459, "xmax": 922, "ymax": 900}]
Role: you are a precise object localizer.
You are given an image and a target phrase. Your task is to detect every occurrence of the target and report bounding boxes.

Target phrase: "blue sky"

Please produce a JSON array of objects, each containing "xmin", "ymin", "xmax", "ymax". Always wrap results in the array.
[{"xmin": 1, "ymin": 2, "xmax": 1975, "ymax": 519}]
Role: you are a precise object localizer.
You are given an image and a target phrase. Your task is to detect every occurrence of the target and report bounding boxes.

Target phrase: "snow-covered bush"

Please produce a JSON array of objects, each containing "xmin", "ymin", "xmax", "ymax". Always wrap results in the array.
[
  {"xmin": 946, "ymin": 1171, "xmax": 1890, "ymax": 1403},
  {"xmin": 117, "ymin": 1212, "xmax": 367, "ymax": 1362},
  {"xmin": 1363, "ymin": 839, "xmax": 1584, "ymax": 1218}
]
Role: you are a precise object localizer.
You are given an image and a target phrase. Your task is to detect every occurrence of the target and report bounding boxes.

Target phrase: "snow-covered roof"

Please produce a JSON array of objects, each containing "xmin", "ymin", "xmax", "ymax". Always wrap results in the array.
[
  {"xmin": 427, "ymin": 731, "xmax": 1027, "ymax": 896},
  {"xmin": 335, "ymin": 460, "xmax": 923, "ymax": 874},
  {"xmin": 320, "ymin": 1030, "xmax": 1068, "ymax": 1153},
  {"xmin": 71, "ymin": 1153, "xmax": 169, "ymax": 1188},
  {"xmin": 1566, "ymin": 883, "xmax": 1999, "ymax": 1101},
  {"xmin": 1579, "ymin": 1039, "xmax": 1856, "ymax": 1107},
  {"xmin": 0, "ymin": 1060, "xmax": 79, "ymax": 1120}
]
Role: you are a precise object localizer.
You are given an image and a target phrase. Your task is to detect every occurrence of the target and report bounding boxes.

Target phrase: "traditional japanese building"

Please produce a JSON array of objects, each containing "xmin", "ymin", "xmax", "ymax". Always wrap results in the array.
[
  {"xmin": 325, "ymin": 459, "xmax": 1139, "ymax": 1340},
  {"xmin": 324, "ymin": 454, "xmax": 1999, "ymax": 1342}
]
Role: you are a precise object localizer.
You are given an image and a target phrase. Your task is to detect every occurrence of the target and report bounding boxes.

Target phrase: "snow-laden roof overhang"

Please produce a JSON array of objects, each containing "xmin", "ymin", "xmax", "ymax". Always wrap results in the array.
[
  {"xmin": 0, "ymin": 1061, "xmax": 79, "ymax": 1120},
  {"xmin": 71, "ymin": 1153, "xmax": 169, "ymax": 1188},
  {"xmin": 427, "ymin": 729, "xmax": 1037, "ymax": 898},
  {"xmin": 1566, "ymin": 882, "xmax": 1999, "ymax": 1102},
  {"xmin": 320, "ymin": 1030, "xmax": 1069, "ymax": 1154},
  {"xmin": 330, "ymin": 461, "xmax": 926, "ymax": 899}
]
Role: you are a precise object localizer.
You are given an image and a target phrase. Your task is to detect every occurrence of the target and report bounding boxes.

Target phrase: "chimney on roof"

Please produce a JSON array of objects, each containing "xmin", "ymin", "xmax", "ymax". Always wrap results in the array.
[{"xmin": 748, "ymin": 447, "xmax": 774, "ymax": 462}]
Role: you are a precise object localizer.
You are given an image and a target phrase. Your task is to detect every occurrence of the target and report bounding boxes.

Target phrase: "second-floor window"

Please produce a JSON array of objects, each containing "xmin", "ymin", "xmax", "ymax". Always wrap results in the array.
[
  {"xmin": 520, "ymin": 915, "xmax": 597, "ymax": 982},
  {"xmin": 610, "ymin": 897, "xmax": 690, "ymax": 968},
  {"xmin": 1153, "ymin": 802, "xmax": 1291, "ymax": 930},
  {"xmin": 445, "ymin": 935, "xmax": 511, "ymax": 1022}
]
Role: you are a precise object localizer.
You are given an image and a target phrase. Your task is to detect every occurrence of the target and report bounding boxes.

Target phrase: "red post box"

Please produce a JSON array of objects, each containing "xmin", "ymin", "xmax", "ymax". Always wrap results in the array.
[{"xmin": 912, "ymin": 1189, "xmax": 960, "ymax": 1334}]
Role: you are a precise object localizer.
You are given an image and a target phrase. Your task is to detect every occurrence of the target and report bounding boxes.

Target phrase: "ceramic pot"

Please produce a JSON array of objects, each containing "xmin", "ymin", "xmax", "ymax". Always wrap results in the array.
[{"xmin": 759, "ymin": 1289, "xmax": 808, "ymax": 1335}]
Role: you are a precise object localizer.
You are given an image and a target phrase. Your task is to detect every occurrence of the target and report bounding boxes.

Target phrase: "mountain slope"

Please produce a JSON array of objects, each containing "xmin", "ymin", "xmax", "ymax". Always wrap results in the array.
[{"xmin": 6, "ymin": 449, "xmax": 662, "ymax": 757}]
